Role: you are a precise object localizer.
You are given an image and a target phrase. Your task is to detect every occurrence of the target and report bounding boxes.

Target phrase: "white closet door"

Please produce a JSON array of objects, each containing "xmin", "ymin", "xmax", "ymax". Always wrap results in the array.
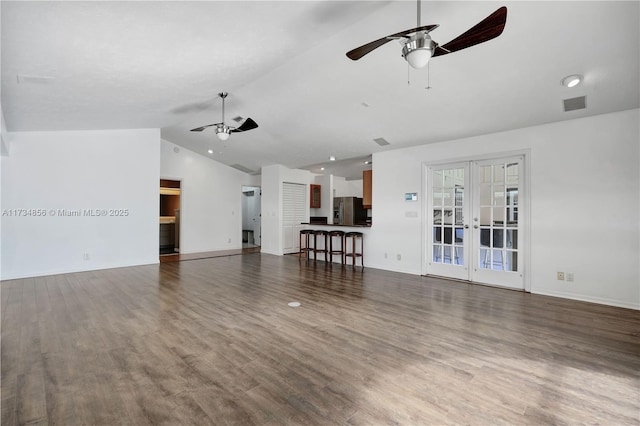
[{"xmin": 283, "ymin": 183, "xmax": 306, "ymax": 254}]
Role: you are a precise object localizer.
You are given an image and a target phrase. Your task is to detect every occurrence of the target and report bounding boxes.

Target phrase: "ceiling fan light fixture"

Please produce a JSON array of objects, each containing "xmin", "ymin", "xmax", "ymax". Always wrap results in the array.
[
  {"xmin": 216, "ymin": 126, "xmax": 231, "ymax": 141},
  {"xmin": 402, "ymin": 33, "xmax": 434, "ymax": 69},
  {"xmin": 562, "ymin": 74, "xmax": 583, "ymax": 88}
]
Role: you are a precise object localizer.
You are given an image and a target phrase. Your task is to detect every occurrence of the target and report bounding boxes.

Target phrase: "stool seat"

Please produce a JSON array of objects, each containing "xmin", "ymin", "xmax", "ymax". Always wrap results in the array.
[{"xmin": 345, "ymin": 231, "xmax": 364, "ymax": 269}]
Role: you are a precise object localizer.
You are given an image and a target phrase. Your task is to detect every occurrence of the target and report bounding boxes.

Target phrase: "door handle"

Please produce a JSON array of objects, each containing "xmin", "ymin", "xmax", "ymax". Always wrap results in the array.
[
  {"xmin": 474, "ymin": 225, "xmax": 479, "ymax": 229},
  {"xmin": 464, "ymin": 224, "xmax": 469, "ymax": 229}
]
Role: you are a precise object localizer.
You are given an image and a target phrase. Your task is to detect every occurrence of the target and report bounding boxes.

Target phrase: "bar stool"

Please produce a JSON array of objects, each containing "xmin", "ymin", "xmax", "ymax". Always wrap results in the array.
[
  {"xmin": 299, "ymin": 229, "xmax": 314, "ymax": 261},
  {"xmin": 345, "ymin": 231, "xmax": 364, "ymax": 269},
  {"xmin": 313, "ymin": 230, "xmax": 329, "ymax": 263},
  {"xmin": 328, "ymin": 230, "xmax": 346, "ymax": 266}
]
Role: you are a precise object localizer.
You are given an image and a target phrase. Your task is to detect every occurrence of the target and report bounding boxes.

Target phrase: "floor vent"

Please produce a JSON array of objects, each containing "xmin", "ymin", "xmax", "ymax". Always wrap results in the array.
[
  {"xmin": 563, "ymin": 96, "xmax": 586, "ymax": 112},
  {"xmin": 373, "ymin": 137, "xmax": 390, "ymax": 146}
]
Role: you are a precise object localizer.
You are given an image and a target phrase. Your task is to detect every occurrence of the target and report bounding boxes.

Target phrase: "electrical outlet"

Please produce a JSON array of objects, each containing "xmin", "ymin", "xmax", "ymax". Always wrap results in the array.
[
  {"xmin": 228, "ymin": 238, "xmax": 231, "ymax": 243},
  {"xmin": 397, "ymin": 254, "xmax": 401, "ymax": 261},
  {"xmin": 83, "ymin": 253, "xmax": 90, "ymax": 261},
  {"xmin": 557, "ymin": 272, "xmax": 565, "ymax": 281},
  {"xmin": 566, "ymin": 273, "xmax": 574, "ymax": 282},
  {"xmin": 384, "ymin": 253, "xmax": 388, "ymax": 259}
]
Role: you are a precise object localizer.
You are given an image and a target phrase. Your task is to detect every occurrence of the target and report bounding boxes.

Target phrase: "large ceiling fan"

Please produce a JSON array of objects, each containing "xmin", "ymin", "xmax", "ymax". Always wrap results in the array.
[
  {"xmin": 190, "ymin": 92, "xmax": 258, "ymax": 141},
  {"xmin": 346, "ymin": 2, "xmax": 507, "ymax": 69}
]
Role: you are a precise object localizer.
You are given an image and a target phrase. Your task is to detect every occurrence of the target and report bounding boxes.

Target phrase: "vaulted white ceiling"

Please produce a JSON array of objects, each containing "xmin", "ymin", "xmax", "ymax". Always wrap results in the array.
[{"xmin": 2, "ymin": 1, "xmax": 639, "ymax": 179}]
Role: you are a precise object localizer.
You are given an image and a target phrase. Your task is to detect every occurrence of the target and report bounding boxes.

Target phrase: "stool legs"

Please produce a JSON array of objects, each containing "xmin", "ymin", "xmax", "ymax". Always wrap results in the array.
[
  {"xmin": 313, "ymin": 232, "xmax": 328, "ymax": 263},
  {"xmin": 345, "ymin": 233, "xmax": 364, "ymax": 270},
  {"xmin": 299, "ymin": 230, "xmax": 314, "ymax": 262},
  {"xmin": 329, "ymin": 232, "xmax": 345, "ymax": 267}
]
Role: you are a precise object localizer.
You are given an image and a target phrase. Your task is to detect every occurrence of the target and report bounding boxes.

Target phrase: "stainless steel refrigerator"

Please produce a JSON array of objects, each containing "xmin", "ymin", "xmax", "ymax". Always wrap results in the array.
[{"xmin": 333, "ymin": 197, "xmax": 366, "ymax": 225}]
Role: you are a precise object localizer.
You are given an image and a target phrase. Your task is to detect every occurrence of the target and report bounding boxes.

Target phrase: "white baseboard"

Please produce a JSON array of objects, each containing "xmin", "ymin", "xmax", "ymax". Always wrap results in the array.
[{"xmin": 1, "ymin": 258, "xmax": 160, "ymax": 281}]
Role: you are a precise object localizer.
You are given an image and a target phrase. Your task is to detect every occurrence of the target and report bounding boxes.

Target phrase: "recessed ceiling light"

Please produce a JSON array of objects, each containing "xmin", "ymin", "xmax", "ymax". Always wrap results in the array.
[
  {"xmin": 562, "ymin": 74, "xmax": 583, "ymax": 88},
  {"xmin": 364, "ymin": 161, "xmax": 370, "ymax": 165},
  {"xmin": 320, "ymin": 167, "xmax": 325, "ymax": 171},
  {"xmin": 329, "ymin": 156, "xmax": 336, "ymax": 161},
  {"xmin": 208, "ymin": 149, "xmax": 213, "ymax": 154}
]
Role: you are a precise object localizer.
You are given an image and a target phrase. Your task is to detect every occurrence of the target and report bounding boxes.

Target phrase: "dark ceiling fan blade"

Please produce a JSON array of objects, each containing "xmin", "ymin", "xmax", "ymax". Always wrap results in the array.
[
  {"xmin": 190, "ymin": 122, "xmax": 222, "ymax": 132},
  {"xmin": 230, "ymin": 118, "xmax": 258, "ymax": 133},
  {"xmin": 346, "ymin": 24, "xmax": 439, "ymax": 60},
  {"xmin": 432, "ymin": 6, "xmax": 507, "ymax": 58}
]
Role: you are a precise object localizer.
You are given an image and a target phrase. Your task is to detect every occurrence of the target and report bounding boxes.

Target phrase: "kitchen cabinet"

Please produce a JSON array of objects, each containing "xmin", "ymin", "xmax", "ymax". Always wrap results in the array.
[
  {"xmin": 363, "ymin": 170, "xmax": 372, "ymax": 208},
  {"xmin": 159, "ymin": 222, "xmax": 175, "ymax": 247},
  {"xmin": 310, "ymin": 184, "xmax": 321, "ymax": 208}
]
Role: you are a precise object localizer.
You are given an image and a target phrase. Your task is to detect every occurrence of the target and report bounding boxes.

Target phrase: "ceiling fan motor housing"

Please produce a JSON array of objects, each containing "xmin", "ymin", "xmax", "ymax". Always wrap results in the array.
[{"xmin": 402, "ymin": 32, "xmax": 435, "ymax": 68}]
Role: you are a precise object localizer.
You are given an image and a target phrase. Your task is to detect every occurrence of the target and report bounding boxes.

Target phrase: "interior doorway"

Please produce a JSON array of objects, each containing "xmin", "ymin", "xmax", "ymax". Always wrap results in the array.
[
  {"xmin": 241, "ymin": 186, "xmax": 261, "ymax": 248},
  {"xmin": 160, "ymin": 179, "xmax": 181, "ymax": 255}
]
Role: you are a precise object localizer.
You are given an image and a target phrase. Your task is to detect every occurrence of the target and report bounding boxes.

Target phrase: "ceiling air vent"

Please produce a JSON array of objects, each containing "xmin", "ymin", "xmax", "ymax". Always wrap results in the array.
[
  {"xmin": 232, "ymin": 116, "xmax": 244, "ymax": 123},
  {"xmin": 16, "ymin": 74, "xmax": 55, "ymax": 85},
  {"xmin": 373, "ymin": 137, "xmax": 390, "ymax": 146},
  {"xmin": 563, "ymin": 96, "xmax": 586, "ymax": 112},
  {"xmin": 231, "ymin": 164, "xmax": 255, "ymax": 174}
]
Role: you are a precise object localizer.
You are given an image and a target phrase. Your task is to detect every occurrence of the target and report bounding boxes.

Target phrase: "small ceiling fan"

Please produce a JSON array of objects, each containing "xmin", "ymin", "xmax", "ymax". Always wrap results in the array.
[
  {"xmin": 346, "ymin": 2, "xmax": 507, "ymax": 69},
  {"xmin": 190, "ymin": 92, "xmax": 258, "ymax": 141}
]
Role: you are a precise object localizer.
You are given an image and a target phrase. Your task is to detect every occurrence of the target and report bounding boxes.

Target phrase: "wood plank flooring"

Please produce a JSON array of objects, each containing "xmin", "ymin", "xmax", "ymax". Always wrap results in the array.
[
  {"xmin": 159, "ymin": 246, "xmax": 260, "ymax": 263},
  {"xmin": 1, "ymin": 253, "xmax": 639, "ymax": 425}
]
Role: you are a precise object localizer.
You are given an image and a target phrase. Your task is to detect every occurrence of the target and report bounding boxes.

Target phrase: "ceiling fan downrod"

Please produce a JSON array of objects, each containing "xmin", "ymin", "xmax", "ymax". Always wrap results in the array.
[
  {"xmin": 219, "ymin": 92, "xmax": 228, "ymax": 123},
  {"xmin": 217, "ymin": 92, "xmax": 230, "ymax": 140}
]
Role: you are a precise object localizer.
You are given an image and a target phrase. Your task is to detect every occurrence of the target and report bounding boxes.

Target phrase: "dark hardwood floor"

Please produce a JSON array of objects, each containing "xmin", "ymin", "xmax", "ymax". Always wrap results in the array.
[
  {"xmin": 1, "ymin": 253, "xmax": 639, "ymax": 425},
  {"xmin": 159, "ymin": 246, "xmax": 260, "ymax": 263}
]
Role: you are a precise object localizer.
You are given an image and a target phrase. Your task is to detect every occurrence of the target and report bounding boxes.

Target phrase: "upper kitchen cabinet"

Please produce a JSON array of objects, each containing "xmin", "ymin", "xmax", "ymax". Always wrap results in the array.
[
  {"xmin": 310, "ymin": 184, "xmax": 321, "ymax": 208},
  {"xmin": 363, "ymin": 170, "xmax": 372, "ymax": 208}
]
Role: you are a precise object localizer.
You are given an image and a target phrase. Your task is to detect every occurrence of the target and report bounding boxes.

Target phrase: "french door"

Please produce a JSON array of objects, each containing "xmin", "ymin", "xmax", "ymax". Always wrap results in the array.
[{"xmin": 426, "ymin": 156, "xmax": 525, "ymax": 289}]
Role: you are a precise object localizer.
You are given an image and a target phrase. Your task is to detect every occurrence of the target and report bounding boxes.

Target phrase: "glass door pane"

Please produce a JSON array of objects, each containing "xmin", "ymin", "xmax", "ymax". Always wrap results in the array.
[
  {"xmin": 471, "ymin": 157, "xmax": 523, "ymax": 289},
  {"xmin": 427, "ymin": 163, "xmax": 470, "ymax": 280}
]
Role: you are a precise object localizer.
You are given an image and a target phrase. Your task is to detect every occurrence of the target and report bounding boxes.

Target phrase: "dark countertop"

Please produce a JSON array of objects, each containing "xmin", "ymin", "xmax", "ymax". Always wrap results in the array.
[{"xmin": 302, "ymin": 223, "xmax": 372, "ymax": 228}]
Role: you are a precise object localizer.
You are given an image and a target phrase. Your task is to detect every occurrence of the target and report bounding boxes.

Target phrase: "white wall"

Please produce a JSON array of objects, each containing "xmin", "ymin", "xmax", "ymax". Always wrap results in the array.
[
  {"xmin": 311, "ymin": 174, "xmax": 332, "ymax": 221},
  {"xmin": 1, "ymin": 108, "xmax": 9, "ymax": 156},
  {"xmin": 334, "ymin": 176, "xmax": 363, "ymax": 198},
  {"xmin": 0, "ymin": 107, "xmax": 5, "ymax": 280},
  {"xmin": 1, "ymin": 129, "xmax": 160, "ymax": 279},
  {"xmin": 368, "ymin": 109, "xmax": 639, "ymax": 309},
  {"xmin": 160, "ymin": 140, "xmax": 258, "ymax": 253},
  {"xmin": 261, "ymin": 164, "xmax": 312, "ymax": 255}
]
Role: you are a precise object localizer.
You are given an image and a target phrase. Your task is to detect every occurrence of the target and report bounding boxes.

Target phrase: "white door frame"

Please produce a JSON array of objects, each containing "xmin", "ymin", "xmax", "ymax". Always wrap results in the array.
[
  {"xmin": 241, "ymin": 185, "xmax": 261, "ymax": 246},
  {"xmin": 421, "ymin": 150, "xmax": 531, "ymax": 292},
  {"xmin": 159, "ymin": 177, "xmax": 182, "ymax": 255}
]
